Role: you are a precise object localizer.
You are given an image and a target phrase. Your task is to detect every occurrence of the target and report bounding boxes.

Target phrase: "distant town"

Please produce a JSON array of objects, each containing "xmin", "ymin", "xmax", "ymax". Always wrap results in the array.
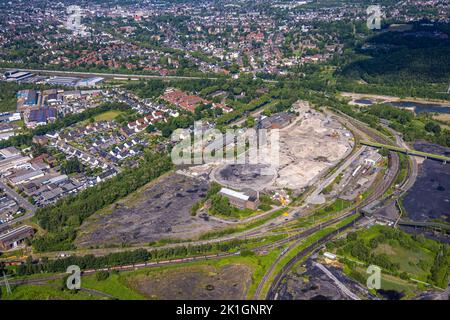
[{"xmin": 0, "ymin": 0, "xmax": 448, "ymax": 304}]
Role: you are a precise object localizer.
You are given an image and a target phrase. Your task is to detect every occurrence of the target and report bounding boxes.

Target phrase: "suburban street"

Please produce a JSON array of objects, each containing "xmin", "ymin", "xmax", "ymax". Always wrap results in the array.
[{"xmin": 0, "ymin": 179, "xmax": 37, "ymax": 227}]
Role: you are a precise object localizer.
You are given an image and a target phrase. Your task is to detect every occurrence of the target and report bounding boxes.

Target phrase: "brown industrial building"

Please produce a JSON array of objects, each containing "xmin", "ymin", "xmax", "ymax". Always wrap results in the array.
[
  {"xmin": 219, "ymin": 187, "xmax": 260, "ymax": 210},
  {"xmin": 0, "ymin": 225, "xmax": 34, "ymax": 251},
  {"xmin": 259, "ymin": 112, "xmax": 295, "ymax": 129}
]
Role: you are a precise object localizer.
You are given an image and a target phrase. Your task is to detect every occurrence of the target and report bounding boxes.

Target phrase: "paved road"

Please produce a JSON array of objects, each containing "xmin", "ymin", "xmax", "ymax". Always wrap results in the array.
[
  {"xmin": 206, "ymin": 206, "xmax": 282, "ymax": 225},
  {"xmin": 383, "ymin": 125, "xmax": 418, "ymax": 192},
  {"xmin": 0, "ymin": 180, "xmax": 37, "ymax": 227}
]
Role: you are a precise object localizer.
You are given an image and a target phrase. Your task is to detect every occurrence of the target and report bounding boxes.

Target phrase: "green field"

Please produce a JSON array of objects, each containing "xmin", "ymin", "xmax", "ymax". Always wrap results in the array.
[
  {"xmin": 2, "ymin": 250, "xmax": 282, "ymax": 300},
  {"xmin": 1, "ymin": 283, "xmax": 101, "ymax": 300},
  {"xmin": 93, "ymin": 110, "xmax": 124, "ymax": 121},
  {"xmin": 82, "ymin": 272, "xmax": 146, "ymax": 300},
  {"xmin": 330, "ymin": 224, "xmax": 448, "ymax": 296},
  {"xmin": 66, "ymin": 252, "xmax": 281, "ymax": 300}
]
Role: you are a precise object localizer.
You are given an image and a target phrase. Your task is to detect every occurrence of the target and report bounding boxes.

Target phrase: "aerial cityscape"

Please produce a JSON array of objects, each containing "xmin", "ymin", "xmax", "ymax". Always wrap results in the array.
[{"xmin": 0, "ymin": 0, "xmax": 449, "ymax": 306}]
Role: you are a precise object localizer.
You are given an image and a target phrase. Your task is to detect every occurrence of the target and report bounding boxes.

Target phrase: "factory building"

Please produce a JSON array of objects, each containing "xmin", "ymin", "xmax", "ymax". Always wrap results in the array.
[
  {"xmin": 0, "ymin": 225, "xmax": 35, "ymax": 251},
  {"xmin": 219, "ymin": 187, "xmax": 260, "ymax": 210},
  {"xmin": 259, "ymin": 112, "xmax": 295, "ymax": 130},
  {"xmin": 26, "ymin": 107, "xmax": 58, "ymax": 128}
]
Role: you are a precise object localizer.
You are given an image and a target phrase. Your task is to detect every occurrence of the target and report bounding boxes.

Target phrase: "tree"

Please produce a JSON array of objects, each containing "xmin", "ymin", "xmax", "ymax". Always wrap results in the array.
[
  {"xmin": 347, "ymin": 232, "xmax": 358, "ymax": 241},
  {"xmin": 146, "ymin": 124, "xmax": 156, "ymax": 133},
  {"xmin": 425, "ymin": 121, "xmax": 441, "ymax": 135},
  {"xmin": 95, "ymin": 271, "xmax": 110, "ymax": 281},
  {"xmin": 210, "ymin": 194, "xmax": 232, "ymax": 216},
  {"xmin": 245, "ymin": 116, "xmax": 255, "ymax": 128},
  {"xmin": 429, "ymin": 245, "xmax": 449, "ymax": 288},
  {"xmin": 61, "ymin": 158, "xmax": 84, "ymax": 174}
]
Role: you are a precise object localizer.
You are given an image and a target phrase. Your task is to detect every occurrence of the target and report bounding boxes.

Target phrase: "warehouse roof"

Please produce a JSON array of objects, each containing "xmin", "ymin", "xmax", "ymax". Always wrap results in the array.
[{"xmin": 219, "ymin": 187, "xmax": 249, "ymax": 201}]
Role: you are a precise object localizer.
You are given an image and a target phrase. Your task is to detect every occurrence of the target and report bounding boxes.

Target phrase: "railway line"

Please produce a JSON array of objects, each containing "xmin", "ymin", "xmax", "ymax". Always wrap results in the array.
[
  {"xmin": 0, "ymin": 111, "xmax": 408, "ymax": 301},
  {"xmin": 259, "ymin": 112, "xmax": 404, "ymax": 300}
]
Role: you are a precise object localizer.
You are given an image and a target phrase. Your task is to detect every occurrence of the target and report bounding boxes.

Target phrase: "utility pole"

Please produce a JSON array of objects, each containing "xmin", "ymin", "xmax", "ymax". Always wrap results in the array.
[{"xmin": 2, "ymin": 272, "xmax": 12, "ymax": 296}]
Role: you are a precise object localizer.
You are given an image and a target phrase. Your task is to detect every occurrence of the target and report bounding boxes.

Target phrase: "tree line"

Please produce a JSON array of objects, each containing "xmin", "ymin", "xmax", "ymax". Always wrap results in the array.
[
  {"xmin": 0, "ymin": 102, "xmax": 131, "ymax": 149},
  {"xmin": 17, "ymin": 238, "xmax": 250, "ymax": 276}
]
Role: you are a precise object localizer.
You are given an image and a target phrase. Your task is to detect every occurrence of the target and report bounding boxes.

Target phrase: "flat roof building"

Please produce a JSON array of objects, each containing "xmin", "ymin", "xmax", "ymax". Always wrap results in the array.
[
  {"xmin": 219, "ymin": 187, "xmax": 260, "ymax": 210},
  {"xmin": 26, "ymin": 107, "xmax": 58, "ymax": 128},
  {"xmin": 0, "ymin": 225, "xmax": 34, "ymax": 251},
  {"xmin": 259, "ymin": 112, "xmax": 295, "ymax": 130}
]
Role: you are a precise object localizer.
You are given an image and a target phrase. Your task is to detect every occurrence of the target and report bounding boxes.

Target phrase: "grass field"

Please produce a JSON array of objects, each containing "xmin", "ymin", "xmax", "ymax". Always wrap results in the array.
[
  {"xmin": 93, "ymin": 110, "xmax": 124, "ymax": 121},
  {"xmin": 82, "ymin": 273, "xmax": 146, "ymax": 300},
  {"xmin": 78, "ymin": 252, "xmax": 282, "ymax": 300},
  {"xmin": 347, "ymin": 265, "xmax": 420, "ymax": 299},
  {"xmin": 333, "ymin": 224, "xmax": 444, "ymax": 297},
  {"xmin": 1, "ymin": 284, "xmax": 101, "ymax": 300},
  {"xmin": 198, "ymin": 208, "xmax": 286, "ymax": 240}
]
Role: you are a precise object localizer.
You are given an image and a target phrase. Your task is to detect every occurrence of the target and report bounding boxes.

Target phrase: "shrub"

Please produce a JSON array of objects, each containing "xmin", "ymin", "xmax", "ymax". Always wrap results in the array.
[{"xmin": 95, "ymin": 271, "xmax": 110, "ymax": 281}]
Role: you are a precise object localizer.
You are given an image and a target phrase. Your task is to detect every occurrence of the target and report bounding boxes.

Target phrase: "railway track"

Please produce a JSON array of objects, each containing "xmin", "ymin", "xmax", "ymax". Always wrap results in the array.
[
  {"xmin": 260, "ymin": 113, "xmax": 403, "ymax": 300},
  {"xmin": 1, "ymin": 111, "xmax": 405, "ymax": 300}
]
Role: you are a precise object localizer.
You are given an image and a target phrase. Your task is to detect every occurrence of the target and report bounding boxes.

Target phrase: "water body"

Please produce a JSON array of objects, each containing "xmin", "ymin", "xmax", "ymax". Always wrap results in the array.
[
  {"xmin": 354, "ymin": 98, "xmax": 450, "ymax": 114},
  {"xmin": 387, "ymin": 101, "xmax": 450, "ymax": 114},
  {"xmin": 403, "ymin": 141, "xmax": 450, "ymax": 222},
  {"xmin": 376, "ymin": 289, "xmax": 404, "ymax": 300},
  {"xmin": 354, "ymin": 99, "xmax": 373, "ymax": 105}
]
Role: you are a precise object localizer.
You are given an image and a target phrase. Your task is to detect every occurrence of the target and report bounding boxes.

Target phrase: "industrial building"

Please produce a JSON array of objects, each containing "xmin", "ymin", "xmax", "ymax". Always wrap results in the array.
[
  {"xmin": 365, "ymin": 152, "xmax": 382, "ymax": 167},
  {"xmin": 219, "ymin": 187, "xmax": 260, "ymax": 210},
  {"xmin": 259, "ymin": 112, "xmax": 295, "ymax": 129},
  {"xmin": 77, "ymin": 77, "xmax": 104, "ymax": 87},
  {"xmin": 0, "ymin": 147, "xmax": 30, "ymax": 172},
  {"xmin": 45, "ymin": 76, "xmax": 104, "ymax": 87},
  {"xmin": 26, "ymin": 107, "xmax": 58, "ymax": 128},
  {"xmin": 16, "ymin": 89, "xmax": 40, "ymax": 111},
  {"xmin": 46, "ymin": 76, "xmax": 81, "ymax": 86},
  {"xmin": 0, "ymin": 225, "xmax": 35, "ymax": 251},
  {"xmin": 4, "ymin": 70, "xmax": 34, "ymax": 82}
]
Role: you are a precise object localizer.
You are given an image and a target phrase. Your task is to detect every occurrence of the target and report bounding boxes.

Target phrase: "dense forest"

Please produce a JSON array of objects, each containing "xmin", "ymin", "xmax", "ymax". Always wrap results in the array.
[{"xmin": 337, "ymin": 23, "xmax": 450, "ymax": 100}]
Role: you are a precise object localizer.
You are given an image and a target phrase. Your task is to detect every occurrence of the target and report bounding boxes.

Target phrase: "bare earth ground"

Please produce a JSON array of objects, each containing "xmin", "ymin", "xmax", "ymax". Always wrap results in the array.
[
  {"xmin": 274, "ymin": 110, "xmax": 352, "ymax": 189},
  {"xmin": 211, "ymin": 103, "xmax": 353, "ymax": 191},
  {"xmin": 123, "ymin": 263, "xmax": 253, "ymax": 300},
  {"xmin": 75, "ymin": 173, "xmax": 224, "ymax": 248}
]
